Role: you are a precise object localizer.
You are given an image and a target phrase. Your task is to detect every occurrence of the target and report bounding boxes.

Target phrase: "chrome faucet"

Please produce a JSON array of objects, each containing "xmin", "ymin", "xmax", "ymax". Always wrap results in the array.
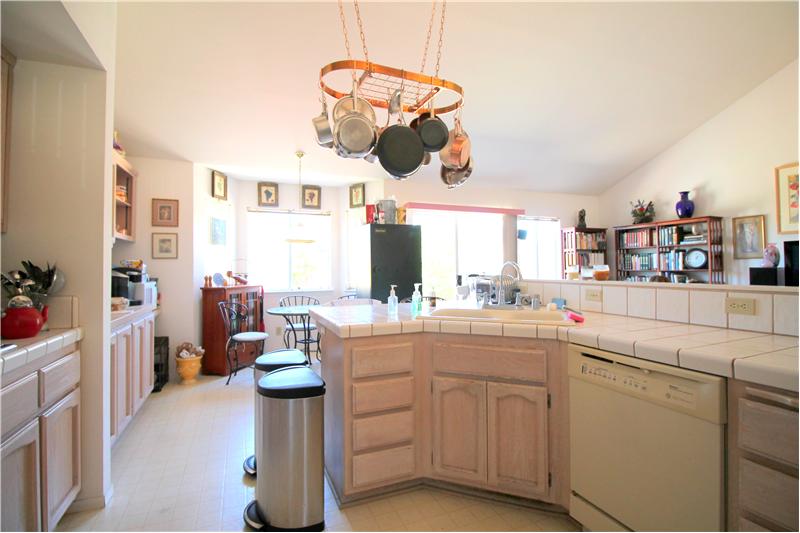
[
  {"xmin": 500, "ymin": 261, "xmax": 522, "ymax": 282},
  {"xmin": 531, "ymin": 294, "xmax": 542, "ymax": 310}
]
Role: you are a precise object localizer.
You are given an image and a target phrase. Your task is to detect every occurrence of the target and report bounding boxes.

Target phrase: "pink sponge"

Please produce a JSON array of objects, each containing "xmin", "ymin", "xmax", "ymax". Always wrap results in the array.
[{"xmin": 566, "ymin": 310, "xmax": 585, "ymax": 323}]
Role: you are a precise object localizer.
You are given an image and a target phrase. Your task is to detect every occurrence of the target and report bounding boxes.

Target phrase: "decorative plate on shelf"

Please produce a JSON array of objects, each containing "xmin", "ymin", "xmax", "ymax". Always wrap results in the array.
[{"xmin": 685, "ymin": 248, "xmax": 708, "ymax": 269}]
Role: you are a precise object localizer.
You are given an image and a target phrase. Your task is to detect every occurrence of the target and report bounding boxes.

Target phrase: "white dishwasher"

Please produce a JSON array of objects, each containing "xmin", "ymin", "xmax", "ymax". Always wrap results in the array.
[{"xmin": 568, "ymin": 344, "xmax": 726, "ymax": 532}]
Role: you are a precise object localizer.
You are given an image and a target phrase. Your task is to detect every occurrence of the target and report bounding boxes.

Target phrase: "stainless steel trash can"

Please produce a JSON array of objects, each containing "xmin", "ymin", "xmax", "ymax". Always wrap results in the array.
[
  {"xmin": 243, "ymin": 349, "xmax": 308, "ymax": 476},
  {"xmin": 244, "ymin": 366, "xmax": 325, "ymax": 531}
]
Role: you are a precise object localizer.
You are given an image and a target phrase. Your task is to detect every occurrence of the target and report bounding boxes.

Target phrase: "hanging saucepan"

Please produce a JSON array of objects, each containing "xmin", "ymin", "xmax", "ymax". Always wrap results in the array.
[
  {"xmin": 332, "ymin": 84, "xmax": 377, "ymax": 159},
  {"xmin": 439, "ymin": 110, "xmax": 471, "ymax": 170},
  {"xmin": 440, "ymin": 156, "xmax": 474, "ymax": 189},
  {"xmin": 376, "ymin": 89, "xmax": 424, "ymax": 179},
  {"xmin": 410, "ymin": 92, "xmax": 449, "ymax": 152},
  {"xmin": 312, "ymin": 92, "xmax": 333, "ymax": 148},
  {"xmin": 365, "ymin": 89, "xmax": 402, "ymax": 164}
]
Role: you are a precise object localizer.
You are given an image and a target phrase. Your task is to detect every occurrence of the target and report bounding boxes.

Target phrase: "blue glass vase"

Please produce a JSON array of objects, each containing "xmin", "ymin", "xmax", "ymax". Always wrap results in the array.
[{"xmin": 675, "ymin": 191, "xmax": 694, "ymax": 219}]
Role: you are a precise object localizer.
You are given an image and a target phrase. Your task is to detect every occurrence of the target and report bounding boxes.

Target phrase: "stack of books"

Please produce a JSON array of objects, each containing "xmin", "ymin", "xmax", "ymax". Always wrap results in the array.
[{"xmin": 680, "ymin": 234, "xmax": 707, "ymax": 246}]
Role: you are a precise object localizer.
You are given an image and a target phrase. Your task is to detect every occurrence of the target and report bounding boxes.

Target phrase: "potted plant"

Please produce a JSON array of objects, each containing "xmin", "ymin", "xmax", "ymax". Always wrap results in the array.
[
  {"xmin": 0, "ymin": 261, "xmax": 62, "ymax": 338},
  {"xmin": 630, "ymin": 200, "xmax": 655, "ymax": 224},
  {"xmin": 175, "ymin": 342, "xmax": 205, "ymax": 384}
]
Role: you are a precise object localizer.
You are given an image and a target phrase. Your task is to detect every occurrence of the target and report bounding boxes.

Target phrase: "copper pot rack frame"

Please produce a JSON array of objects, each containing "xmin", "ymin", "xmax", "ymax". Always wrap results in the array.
[{"xmin": 320, "ymin": 59, "xmax": 464, "ymax": 115}]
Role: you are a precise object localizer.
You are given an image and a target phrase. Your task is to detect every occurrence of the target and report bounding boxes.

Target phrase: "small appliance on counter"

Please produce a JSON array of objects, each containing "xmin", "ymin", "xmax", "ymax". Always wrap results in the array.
[{"xmin": 112, "ymin": 262, "xmax": 158, "ymax": 307}]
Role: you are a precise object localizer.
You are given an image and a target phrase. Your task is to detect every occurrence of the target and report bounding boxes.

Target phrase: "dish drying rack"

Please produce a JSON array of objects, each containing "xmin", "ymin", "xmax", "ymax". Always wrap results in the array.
[{"xmin": 319, "ymin": 59, "xmax": 464, "ymax": 115}]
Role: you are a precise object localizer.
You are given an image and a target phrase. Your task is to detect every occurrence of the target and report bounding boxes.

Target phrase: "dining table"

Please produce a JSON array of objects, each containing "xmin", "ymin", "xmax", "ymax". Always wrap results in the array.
[{"xmin": 266, "ymin": 305, "xmax": 320, "ymax": 360}]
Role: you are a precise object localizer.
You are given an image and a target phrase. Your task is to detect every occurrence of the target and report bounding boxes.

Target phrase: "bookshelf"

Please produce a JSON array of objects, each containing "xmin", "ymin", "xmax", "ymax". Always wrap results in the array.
[
  {"xmin": 614, "ymin": 216, "xmax": 724, "ymax": 283},
  {"xmin": 561, "ymin": 227, "xmax": 608, "ymax": 278}
]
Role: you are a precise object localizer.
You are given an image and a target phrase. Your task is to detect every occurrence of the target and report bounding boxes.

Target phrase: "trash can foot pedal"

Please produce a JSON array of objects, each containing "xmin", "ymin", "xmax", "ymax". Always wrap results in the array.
[
  {"xmin": 243, "ymin": 455, "xmax": 257, "ymax": 476},
  {"xmin": 244, "ymin": 500, "xmax": 324, "ymax": 532}
]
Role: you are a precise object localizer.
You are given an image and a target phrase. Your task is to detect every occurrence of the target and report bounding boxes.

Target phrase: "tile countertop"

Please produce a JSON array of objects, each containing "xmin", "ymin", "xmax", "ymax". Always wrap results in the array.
[
  {"xmin": 310, "ymin": 303, "xmax": 799, "ymax": 392},
  {"xmin": 1, "ymin": 327, "xmax": 83, "ymax": 376}
]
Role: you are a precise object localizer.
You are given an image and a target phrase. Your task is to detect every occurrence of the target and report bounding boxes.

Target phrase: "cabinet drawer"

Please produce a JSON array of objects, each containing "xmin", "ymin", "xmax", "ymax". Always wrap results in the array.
[
  {"xmin": 353, "ymin": 411, "xmax": 414, "ymax": 452},
  {"xmin": 39, "ymin": 352, "xmax": 80, "ymax": 407},
  {"xmin": 352, "ymin": 343, "xmax": 413, "ymax": 379},
  {"xmin": 739, "ymin": 458, "xmax": 798, "ymax": 530},
  {"xmin": 1, "ymin": 373, "xmax": 39, "ymax": 437},
  {"xmin": 352, "ymin": 377, "xmax": 414, "ymax": 415},
  {"xmin": 433, "ymin": 343, "xmax": 547, "ymax": 382},
  {"xmin": 352, "ymin": 445, "xmax": 415, "ymax": 489},
  {"xmin": 739, "ymin": 398, "xmax": 798, "ymax": 467}
]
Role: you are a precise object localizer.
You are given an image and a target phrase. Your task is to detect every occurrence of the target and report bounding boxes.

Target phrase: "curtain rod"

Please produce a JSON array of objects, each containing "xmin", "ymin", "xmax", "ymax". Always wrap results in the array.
[{"xmin": 246, "ymin": 207, "xmax": 332, "ymax": 216}]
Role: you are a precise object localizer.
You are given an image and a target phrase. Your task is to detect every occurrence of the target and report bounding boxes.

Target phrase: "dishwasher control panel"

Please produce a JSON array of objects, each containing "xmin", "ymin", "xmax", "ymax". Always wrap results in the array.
[{"xmin": 578, "ymin": 360, "xmax": 697, "ymax": 410}]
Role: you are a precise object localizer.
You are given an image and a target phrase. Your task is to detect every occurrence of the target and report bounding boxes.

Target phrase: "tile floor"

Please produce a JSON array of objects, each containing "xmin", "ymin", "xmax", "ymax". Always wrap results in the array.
[{"xmin": 58, "ymin": 368, "xmax": 578, "ymax": 532}]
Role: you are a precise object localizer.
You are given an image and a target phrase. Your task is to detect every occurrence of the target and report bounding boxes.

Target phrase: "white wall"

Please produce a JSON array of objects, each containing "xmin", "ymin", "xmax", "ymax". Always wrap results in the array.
[
  {"xmin": 111, "ymin": 156, "xmax": 195, "ymax": 380},
  {"xmin": 598, "ymin": 60, "xmax": 799, "ymax": 284}
]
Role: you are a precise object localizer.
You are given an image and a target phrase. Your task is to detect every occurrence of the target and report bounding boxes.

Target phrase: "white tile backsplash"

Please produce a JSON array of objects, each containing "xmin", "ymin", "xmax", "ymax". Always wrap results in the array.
[
  {"xmin": 727, "ymin": 292, "xmax": 773, "ymax": 333},
  {"xmin": 656, "ymin": 289, "xmax": 689, "ymax": 323},
  {"xmin": 525, "ymin": 283, "xmax": 544, "ymax": 301},
  {"xmin": 690, "ymin": 290, "xmax": 727, "ymax": 328},
  {"xmin": 628, "ymin": 287, "xmax": 656, "ymax": 319},
  {"xmin": 773, "ymin": 294, "xmax": 799, "ymax": 336},
  {"xmin": 542, "ymin": 284, "xmax": 561, "ymax": 304},
  {"xmin": 579, "ymin": 285, "xmax": 603, "ymax": 313},
  {"xmin": 602, "ymin": 286, "xmax": 627, "ymax": 315},
  {"xmin": 561, "ymin": 284, "xmax": 580, "ymax": 309}
]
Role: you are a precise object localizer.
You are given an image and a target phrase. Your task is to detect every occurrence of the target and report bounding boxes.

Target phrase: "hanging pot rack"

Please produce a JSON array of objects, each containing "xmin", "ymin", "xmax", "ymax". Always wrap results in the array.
[{"xmin": 319, "ymin": 60, "xmax": 464, "ymax": 115}]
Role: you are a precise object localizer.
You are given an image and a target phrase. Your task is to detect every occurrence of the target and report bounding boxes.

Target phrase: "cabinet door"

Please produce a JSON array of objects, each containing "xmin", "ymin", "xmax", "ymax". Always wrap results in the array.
[
  {"xmin": 487, "ymin": 382, "xmax": 549, "ymax": 498},
  {"xmin": 1, "ymin": 419, "xmax": 41, "ymax": 532},
  {"xmin": 431, "ymin": 377, "xmax": 486, "ymax": 484},
  {"xmin": 131, "ymin": 319, "xmax": 145, "ymax": 413},
  {"xmin": 111, "ymin": 328, "xmax": 133, "ymax": 443},
  {"xmin": 40, "ymin": 388, "xmax": 80, "ymax": 531},
  {"xmin": 146, "ymin": 314, "xmax": 155, "ymax": 391}
]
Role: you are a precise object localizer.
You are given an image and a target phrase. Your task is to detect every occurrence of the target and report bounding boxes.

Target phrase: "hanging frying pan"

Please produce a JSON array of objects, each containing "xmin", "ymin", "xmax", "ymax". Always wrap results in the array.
[
  {"xmin": 376, "ymin": 90, "xmax": 424, "ymax": 179},
  {"xmin": 439, "ymin": 109, "xmax": 471, "ymax": 170},
  {"xmin": 410, "ymin": 91, "xmax": 448, "ymax": 152},
  {"xmin": 332, "ymin": 82, "xmax": 377, "ymax": 159}
]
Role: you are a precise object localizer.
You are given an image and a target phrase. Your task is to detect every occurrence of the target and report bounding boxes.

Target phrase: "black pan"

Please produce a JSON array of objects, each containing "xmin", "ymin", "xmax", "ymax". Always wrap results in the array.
[
  {"xmin": 411, "ymin": 112, "xmax": 449, "ymax": 152},
  {"xmin": 376, "ymin": 123, "xmax": 424, "ymax": 179}
]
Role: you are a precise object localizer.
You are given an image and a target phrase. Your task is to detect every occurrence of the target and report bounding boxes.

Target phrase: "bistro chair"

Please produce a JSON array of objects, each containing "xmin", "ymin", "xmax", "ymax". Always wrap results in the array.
[
  {"xmin": 218, "ymin": 301, "xmax": 269, "ymax": 385},
  {"xmin": 278, "ymin": 295, "xmax": 320, "ymax": 360}
]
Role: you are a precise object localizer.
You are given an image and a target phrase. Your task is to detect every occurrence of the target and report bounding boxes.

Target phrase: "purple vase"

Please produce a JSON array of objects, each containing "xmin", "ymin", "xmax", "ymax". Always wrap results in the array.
[{"xmin": 675, "ymin": 191, "xmax": 694, "ymax": 219}]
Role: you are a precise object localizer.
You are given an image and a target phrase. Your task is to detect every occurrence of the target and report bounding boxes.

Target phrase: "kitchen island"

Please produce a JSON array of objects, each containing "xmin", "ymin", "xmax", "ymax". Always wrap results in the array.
[{"xmin": 312, "ymin": 302, "xmax": 799, "ymax": 528}]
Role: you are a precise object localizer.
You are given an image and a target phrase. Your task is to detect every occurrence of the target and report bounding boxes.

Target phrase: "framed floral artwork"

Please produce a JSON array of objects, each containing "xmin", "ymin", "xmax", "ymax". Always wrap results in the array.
[
  {"xmin": 212, "ymin": 170, "xmax": 227, "ymax": 201},
  {"xmin": 302, "ymin": 185, "xmax": 321, "ymax": 209},
  {"xmin": 775, "ymin": 162, "xmax": 799, "ymax": 234},
  {"xmin": 349, "ymin": 183, "xmax": 365, "ymax": 208},
  {"xmin": 151, "ymin": 198, "xmax": 179, "ymax": 227}
]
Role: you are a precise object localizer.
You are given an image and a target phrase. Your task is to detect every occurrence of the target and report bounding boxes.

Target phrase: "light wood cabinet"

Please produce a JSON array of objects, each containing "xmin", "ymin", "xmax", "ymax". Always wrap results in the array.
[
  {"xmin": 431, "ymin": 376, "xmax": 487, "ymax": 484},
  {"xmin": 487, "ymin": 382, "xmax": 549, "ymax": 498},
  {"xmin": 146, "ymin": 314, "xmax": 156, "ymax": 390},
  {"xmin": 40, "ymin": 388, "xmax": 80, "ymax": 531},
  {"xmin": 1, "ymin": 419, "xmax": 41, "ymax": 532}
]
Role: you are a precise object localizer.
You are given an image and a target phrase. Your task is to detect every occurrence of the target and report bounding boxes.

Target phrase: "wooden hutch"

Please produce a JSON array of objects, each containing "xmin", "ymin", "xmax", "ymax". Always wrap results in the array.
[
  {"xmin": 561, "ymin": 227, "xmax": 608, "ymax": 278},
  {"xmin": 614, "ymin": 216, "xmax": 724, "ymax": 283},
  {"xmin": 201, "ymin": 284, "xmax": 265, "ymax": 375}
]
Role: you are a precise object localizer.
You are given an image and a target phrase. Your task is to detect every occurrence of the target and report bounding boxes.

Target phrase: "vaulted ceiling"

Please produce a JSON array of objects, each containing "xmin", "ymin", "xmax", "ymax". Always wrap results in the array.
[{"xmin": 114, "ymin": 1, "xmax": 798, "ymax": 193}]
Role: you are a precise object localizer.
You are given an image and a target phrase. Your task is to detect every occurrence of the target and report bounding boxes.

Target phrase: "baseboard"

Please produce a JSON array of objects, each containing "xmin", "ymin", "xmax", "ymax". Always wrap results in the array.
[{"xmin": 67, "ymin": 485, "xmax": 113, "ymax": 514}]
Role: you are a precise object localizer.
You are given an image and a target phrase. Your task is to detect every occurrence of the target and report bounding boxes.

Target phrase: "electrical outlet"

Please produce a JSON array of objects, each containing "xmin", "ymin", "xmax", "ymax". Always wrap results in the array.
[
  {"xmin": 726, "ymin": 297, "xmax": 756, "ymax": 315},
  {"xmin": 585, "ymin": 288, "xmax": 602, "ymax": 302}
]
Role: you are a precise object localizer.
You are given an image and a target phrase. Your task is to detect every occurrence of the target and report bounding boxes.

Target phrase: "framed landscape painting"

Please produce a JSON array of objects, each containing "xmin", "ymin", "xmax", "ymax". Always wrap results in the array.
[{"xmin": 775, "ymin": 162, "xmax": 799, "ymax": 234}]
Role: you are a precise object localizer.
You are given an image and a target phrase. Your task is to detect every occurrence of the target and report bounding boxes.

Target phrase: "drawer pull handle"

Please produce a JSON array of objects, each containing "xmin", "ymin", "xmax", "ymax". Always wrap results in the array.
[{"xmin": 746, "ymin": 387, "xmax": 799, "ymax": 410}]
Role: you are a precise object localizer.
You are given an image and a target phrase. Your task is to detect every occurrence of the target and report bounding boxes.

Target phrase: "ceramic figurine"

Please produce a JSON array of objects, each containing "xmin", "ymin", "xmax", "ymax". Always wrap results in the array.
[
  {"xmin": 577, "ymin": 209, "xmax": 587, "ymax": 229},
  {"xmin": 762, "ymin": 243, "xmax": 781, "ymax": 267}
]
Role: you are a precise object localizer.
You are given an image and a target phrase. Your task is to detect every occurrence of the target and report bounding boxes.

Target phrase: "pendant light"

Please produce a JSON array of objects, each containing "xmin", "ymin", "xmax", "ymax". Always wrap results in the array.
[{"xmin": 286, "ymin": 150, "xmax": 315, "ymax": 244}]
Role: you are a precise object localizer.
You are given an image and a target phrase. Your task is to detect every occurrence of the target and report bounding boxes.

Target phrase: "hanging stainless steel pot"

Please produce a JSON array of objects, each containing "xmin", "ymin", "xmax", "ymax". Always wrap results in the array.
[
  {"xmin": 440, "ymin": 156, "xmax": 473, "ymax": 189},
  {"xmin": 439, "ymin": 110, "xmax": 471, "ymax": 170},
  {"xmin": 332, "ymin": 84, "xmax": 377, "ymax": 159},
  {"xmin": 312, "ymin": 93, "xmax": 333, "ymax": 148}
]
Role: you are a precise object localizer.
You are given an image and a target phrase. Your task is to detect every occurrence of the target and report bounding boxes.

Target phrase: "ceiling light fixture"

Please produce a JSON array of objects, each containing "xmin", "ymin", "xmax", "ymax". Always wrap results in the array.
[{"xmin": 286, "ymin": 150, "xmax": 315, "ymax": 244}]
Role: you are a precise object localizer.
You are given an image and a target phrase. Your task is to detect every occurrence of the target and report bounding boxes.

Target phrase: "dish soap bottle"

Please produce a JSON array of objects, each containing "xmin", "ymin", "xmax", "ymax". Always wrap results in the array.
[
  {"xmin": 429, "ymin": 287, "xmax": 437, "ymax": 310},
  {"xmin": 411, "ymin": 283, "xmax": 422, "ymax": 318},
  {"xmin": 388, "ymin": 284, "xmax": 399, "ymax": 318}
]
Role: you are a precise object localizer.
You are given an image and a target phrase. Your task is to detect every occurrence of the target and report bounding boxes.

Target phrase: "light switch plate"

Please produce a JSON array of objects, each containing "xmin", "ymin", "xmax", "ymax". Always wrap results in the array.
[
  {"xmin": 726, "ymin": 297, "xmax": 755, "ymax": 315},
  {"xmin": 585, "ymin": 288, "xmax": 602, "ymax": 302}
]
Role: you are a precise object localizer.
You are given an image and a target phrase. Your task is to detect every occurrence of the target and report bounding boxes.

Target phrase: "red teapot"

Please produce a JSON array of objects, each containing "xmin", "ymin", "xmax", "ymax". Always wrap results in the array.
[{"xmin": 2, "ymin": 296, "xmax": 49, "ymax": 339}]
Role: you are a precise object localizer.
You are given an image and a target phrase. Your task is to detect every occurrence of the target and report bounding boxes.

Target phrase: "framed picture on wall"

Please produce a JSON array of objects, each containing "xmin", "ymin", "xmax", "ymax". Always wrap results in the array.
[
  {"xmin": 152, "ymin": 233, "xmax": 178, "ymax": 259},
  {"xmin": 302, "ymin": 185, "xmax": 321, "ymax": 209},
  {"xmin": 733, "ymin": 214, "xmax": 766, "ymax": 259},
  {"xmin": 775, "ymin": 162, "xmax": 799, "ymax": 234},
  {"xmin": 211, "ymin": 217, "xmax": 226, "ymax": 245},
  {"xmin": 212, "ymin": 170, "xmax": 227, "ymax": 201},
  {"xmin": 257, "ymin": 182, "xmax": 279, "ymax": 207},
  {"xmin": 349, "ymin": 183, "xmax": 365, "ymax": 208},
  {"xmin": 151, "ymin": 198, "xmax": 179, "ymax": 227}
]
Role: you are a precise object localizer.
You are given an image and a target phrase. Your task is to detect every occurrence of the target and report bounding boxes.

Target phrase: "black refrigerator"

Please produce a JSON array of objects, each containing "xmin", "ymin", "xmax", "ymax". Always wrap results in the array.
[{"xmin": 353, "ymin": 224, "xmax": 422, "ymax": 303}]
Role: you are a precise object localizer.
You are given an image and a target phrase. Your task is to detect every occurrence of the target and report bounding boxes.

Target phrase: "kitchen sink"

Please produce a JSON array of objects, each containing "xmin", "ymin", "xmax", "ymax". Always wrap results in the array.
[{"xmin": 426, "ymin": 307, "xmax": 574, "ymax": 325}]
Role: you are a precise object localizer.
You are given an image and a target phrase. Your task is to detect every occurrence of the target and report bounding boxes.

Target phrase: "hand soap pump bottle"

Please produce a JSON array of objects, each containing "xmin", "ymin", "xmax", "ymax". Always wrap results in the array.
[
  {"xmin": 411, "ymin": 283, "xmax": 422, "ymax": 318},
  {"xmin": 388, "ymin": 285, "xmax": 399, "ymax": 318}
]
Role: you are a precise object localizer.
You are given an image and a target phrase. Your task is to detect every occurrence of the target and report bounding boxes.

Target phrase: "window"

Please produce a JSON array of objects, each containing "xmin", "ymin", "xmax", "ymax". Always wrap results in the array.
[
  {"xmin": 517, "ymin": 216, "xmax": 561, "ymax": 280},
  {"xmin": 246, "ymin": 211, "xmax": 332, "ymax": 291},
  {"xmin": 406, "ymin": 209, "xmax": 504, "ymax": 300}
]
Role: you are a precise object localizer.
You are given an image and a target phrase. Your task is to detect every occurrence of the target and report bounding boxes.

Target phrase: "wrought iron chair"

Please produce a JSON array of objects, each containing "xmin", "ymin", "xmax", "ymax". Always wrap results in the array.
[
  {"xmin": 218, "ymin": 301, "xmax": 268, "ymax": 385},
  {"xmin": 278, "ymin": 295, "xmax": 320, "ymax": 359}
]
